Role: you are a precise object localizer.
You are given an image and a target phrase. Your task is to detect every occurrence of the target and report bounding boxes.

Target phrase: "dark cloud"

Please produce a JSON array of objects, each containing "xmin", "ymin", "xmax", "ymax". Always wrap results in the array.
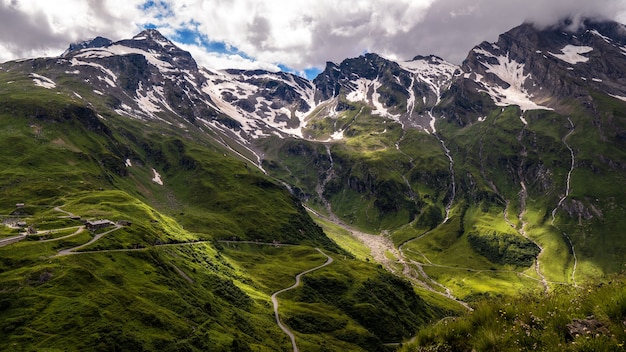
[
  {"xmin": 0, "ymin": 3, "xmax": 65, "ymax": 56},
  {"xmin": 247, "ymin": 16, "xmax": 271, "ymax": 49},
  {"xmin": 372, "ymin": 0, "xmax": 626, "ymax": 65}
]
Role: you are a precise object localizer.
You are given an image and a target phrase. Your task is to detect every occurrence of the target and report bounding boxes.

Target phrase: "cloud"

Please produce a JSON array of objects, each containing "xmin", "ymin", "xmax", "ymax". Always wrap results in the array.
[
  {"xmin": 177, "ymin": 42, "xmax": 281, "ymax": 72},
  {"xmin": 145, "ymin": 0, "xmax": 626, "ymax": 70},
  {"xmin": 0, "ymin": 0, "xmax": 145, "ymax": 59},
  {"xmin": 1, "ymin": 0, "xmax": 626, "ymax": 76},
  {"xmin": 375, "ymin": 0, "xmax": 626, "ymax": 65}
]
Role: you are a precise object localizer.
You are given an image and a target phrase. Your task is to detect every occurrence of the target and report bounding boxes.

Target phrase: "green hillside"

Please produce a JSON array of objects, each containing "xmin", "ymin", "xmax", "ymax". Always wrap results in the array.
[
  {"xmin": 0, "ymin": 71, "xmax": 448, "ymax": 351},
  {"xmin": 260, "ymin": 81, "xmax": 626, "ymax": 299},
  {"xmin": 401, "ymin": 273, "xmax": 626, "ymax": 351}
]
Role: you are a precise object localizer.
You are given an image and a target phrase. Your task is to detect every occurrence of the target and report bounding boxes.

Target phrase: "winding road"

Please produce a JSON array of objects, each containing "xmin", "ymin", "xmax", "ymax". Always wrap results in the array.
[
  {"xmin": 55, "ymin": 225, "xmax": 122, "ymax": 256},
  {"xmin": 271, "ymin": 248, "xmax": 333, "ymax": 352}
]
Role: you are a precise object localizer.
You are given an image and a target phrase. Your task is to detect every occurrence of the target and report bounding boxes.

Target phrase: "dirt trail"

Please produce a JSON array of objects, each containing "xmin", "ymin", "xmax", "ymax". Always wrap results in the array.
[
  {"xmin": 399, "ymin": 231, "xmax": 472, "ymax": 310},
  {"xmin": 271, "ymin": 248, "xmax": 333, "ymax": 352},
  {"xmin": 39, "ymin": 226, "xmax": 85, "ymax": 242},
  {"xmin": 53, "ymin": 206, "xmax": 76, "ymax": 218},
  {"xmin": 171, "ymin": 263, "xmax": 194, "ymax": 284},
  {"xmin": 55, "ymin": 225, "xmax": 122, "ymax": 256}
]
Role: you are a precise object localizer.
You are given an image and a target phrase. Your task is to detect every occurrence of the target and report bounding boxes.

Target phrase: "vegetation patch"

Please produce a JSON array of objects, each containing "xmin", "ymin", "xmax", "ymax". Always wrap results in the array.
[{"xmin": 467, "ymin": 230, "xmax": 540, "ymax": 267}]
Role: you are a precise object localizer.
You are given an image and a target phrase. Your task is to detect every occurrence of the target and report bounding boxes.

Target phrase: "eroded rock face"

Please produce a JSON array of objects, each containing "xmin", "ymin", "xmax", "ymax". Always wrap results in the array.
[{"xmin": 563, "ymin": 199, "xmax": 594, "ymax": 220}]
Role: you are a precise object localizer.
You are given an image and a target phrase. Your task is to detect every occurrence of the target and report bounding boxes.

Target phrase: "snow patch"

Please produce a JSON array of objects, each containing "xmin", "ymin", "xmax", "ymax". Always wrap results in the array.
[
  {"xmin": 609, "ymin": 94, "xmax": 626, "ymax": 102},
  {"xmin": 398, "ymin": 56, "xmax": 458, "ymax": 106},
  {"xmin": 519, "ymin": 115, "xmax": 528, "ymax": 125},
  {"xmin": 70, "ymin": 58, "xmax": 117, "ymax": 86},
  {"xmin": 135, "ymin": 82, "xmax": 163, "ymax": 113},
  {"xmin": 590, "ymin": 29, "xmax": 612, "ymax": 43},
  {"xmin": 549, "ymin": 45, "xmax": 593, "ymax": 64},
  {"xmin": 428, "ymin": 111, "xmax": 437, "ymax": 133},
  {"xmin": 370, "ymin": 80, "xmax": 401, "ymax": 120},
  {"xmin": 93, "ymin": 90, "xmax": 104, "ymax": 95},
  {"xmin": 330, "ymin": 130, "xmax": 344, "ymax": 140},
  {"xmin": 345, "ymin": 78, "xmax": 372, "ymax": 103},
  {"xmin": 30, "ymin": 73, "xmax": 56, "ymax": 89},
  {"xmin": 151, "ymin": 168, "xmax": 163, "ymax": 185},
  {"xmin": 476, "ymin": 53, "xmax": 552, "ymax": 111},
  {"xmin": 472, "ymin": 47, "xmax": 497, "ymax": 58},
  {"xmin": 98, "ymin": 75, "xmax": 116, "ymax": 87}
]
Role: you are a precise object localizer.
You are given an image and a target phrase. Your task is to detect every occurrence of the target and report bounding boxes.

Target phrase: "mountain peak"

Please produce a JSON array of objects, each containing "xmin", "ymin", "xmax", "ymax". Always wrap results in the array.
[
  {"xmin": 132, "ymin": 29, "xmax": 174, "ymax": 47},
  {"xmin": 410, "ymin": 54, "xmax": 447, "ymax": 65},
  {"xmin": 62, "ymin": 36, "xmax": 112, "ymax": 56}
]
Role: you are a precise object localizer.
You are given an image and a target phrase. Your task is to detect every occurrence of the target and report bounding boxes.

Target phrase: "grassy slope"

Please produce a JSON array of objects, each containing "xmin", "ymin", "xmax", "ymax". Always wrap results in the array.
[
  {"xmin": 220, "ymin": 243, "xmax": 449, "ymax": 351},
  {"xmin": 263, "ymin": 88, "xmax": 626, "ymax": 300},
  {"xmin": 0, "ymin": 70, "xmax": 448, "ymax": 350},
  {"xmin": 263, "ymin": 103, "xmax": 450, "ymax": 233},
  {"xmin": 401, "ymin": 273, "xmax": 626, "ymax": 352}
]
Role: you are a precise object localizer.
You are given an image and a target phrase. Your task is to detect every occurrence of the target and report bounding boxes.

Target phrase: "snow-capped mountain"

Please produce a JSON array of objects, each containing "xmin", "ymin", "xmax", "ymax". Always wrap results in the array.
[
  {"xmin": 60, "ymin": 29, "xmax": 223, "ymax": 123},
  {"xmin": 200, "ymin": 68, "xmax": 316, "ymax": 139},
  {"xmin": 312, "ymin": 53, "xmax": 458, "ymax": 133},
  {"xmin": 16, "ymin": 29, "xmax": 462, "ymax": 141},
  {"xmin": 5, "ymin": 18, "xmax": 626, "ymax": 150},
  {"xmin": 457, "ymin": 18, "xmax": 626, "ymax": 119}
]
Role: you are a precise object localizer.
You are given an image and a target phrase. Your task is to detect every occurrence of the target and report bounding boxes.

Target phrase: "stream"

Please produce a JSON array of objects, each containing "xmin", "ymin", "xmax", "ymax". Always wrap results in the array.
[
  {"xmin": 550, "ymin": 117, "xmax": 578, "ymax": 286},
  {"xmin": 436, "ymin": 134, "xmax": 456, "ymax": 223},
  {"xmin": 516, "ymin": 125, "xmax": 549, "ymax": 292}
]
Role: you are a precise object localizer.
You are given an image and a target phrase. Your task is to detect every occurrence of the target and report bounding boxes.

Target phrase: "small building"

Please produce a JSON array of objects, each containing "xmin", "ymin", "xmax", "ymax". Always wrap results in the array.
[
  {"xmin": 117, "ymin": 220, "xmax": 132, "ymax": 226},
  {"xmin": 15, "ymin": 203, "xmax": 24, "ymax": 208},
  {"xmin": 85, "ymin": 219, "xmax": 114, "ymax": 231}
]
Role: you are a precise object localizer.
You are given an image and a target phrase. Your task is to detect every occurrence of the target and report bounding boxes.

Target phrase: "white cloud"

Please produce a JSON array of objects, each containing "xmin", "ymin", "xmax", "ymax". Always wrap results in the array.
[
  {"xmin": 1, "ymin": 0, "xmax": 626, "ymax": 74},
  {"xmin": 178, "ymin": 42, "xmax": 281, "ymax": 72}
]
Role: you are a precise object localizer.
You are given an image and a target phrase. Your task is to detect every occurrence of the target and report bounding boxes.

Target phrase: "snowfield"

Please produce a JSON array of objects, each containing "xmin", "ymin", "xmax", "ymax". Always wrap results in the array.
[
  {"xmin": 473, "ymin": 53, "xmax": 553, "ymax": 112},
  {"xmin": 549, "ymin": 45, "xmax": 593, "ymax": 65}
]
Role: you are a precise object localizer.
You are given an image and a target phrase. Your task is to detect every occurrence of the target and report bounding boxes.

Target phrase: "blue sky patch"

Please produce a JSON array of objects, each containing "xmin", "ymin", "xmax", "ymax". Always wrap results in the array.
[
  {"xmin": 141, "ymin": 1, "xmax": 174, "ymax": 19},
  {"xmin": 141, "ymin": 19, "xmax": 321, "ymax": 79}
]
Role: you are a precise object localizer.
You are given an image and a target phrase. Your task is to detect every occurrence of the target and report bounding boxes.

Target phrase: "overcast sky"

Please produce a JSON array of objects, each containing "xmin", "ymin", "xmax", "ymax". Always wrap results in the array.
[{"xmin": 1, "ymin": 0, "xmax": 626, "ymax": 78}]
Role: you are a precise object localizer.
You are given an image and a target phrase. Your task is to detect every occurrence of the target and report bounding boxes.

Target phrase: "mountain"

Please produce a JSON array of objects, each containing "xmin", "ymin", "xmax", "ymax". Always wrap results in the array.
[
  {"xmin": 1, "ymin": 18, "xmax": 626, "ymax": 351},
  {"xmin": 446, "ymin": 18, "xmax": 626, "ymax": 124},
  {"xmin": 62, "ymin": 36, "xmax": 113, "ymax": 56},
  {"xmin": 0, "ymin": 28, "xmax": 449, "ymax": 351},
  {"xmin": 259, "ymin": 17, "xmax": 626, "ymax": 308},
  {"xmin": 312, "ymin": 53, "xmax": 458, "ymax": 132}
]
